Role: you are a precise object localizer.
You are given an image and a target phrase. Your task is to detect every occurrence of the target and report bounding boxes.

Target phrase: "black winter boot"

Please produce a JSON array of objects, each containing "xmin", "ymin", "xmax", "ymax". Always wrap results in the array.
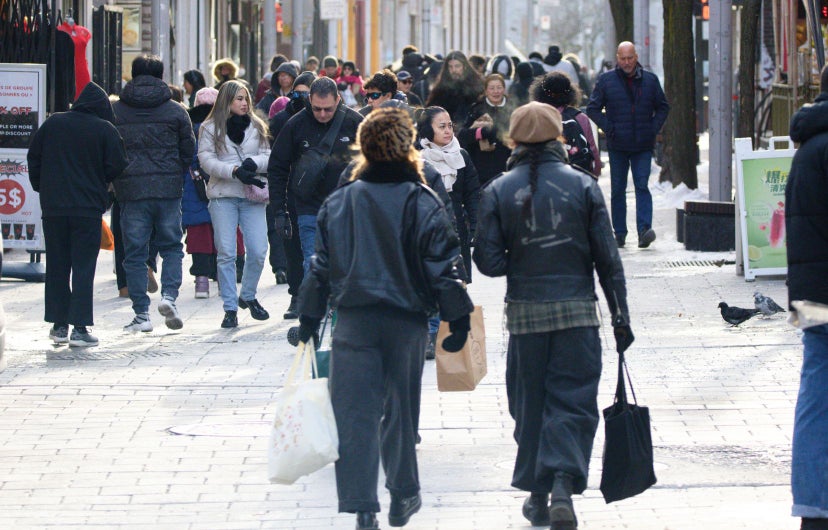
[{"xmin": 549, "ymin": 471, "xmax": 577, "ymax": 529}]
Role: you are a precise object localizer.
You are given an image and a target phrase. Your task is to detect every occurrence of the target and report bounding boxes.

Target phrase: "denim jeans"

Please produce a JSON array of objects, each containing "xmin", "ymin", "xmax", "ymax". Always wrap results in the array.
[
  {"xmin": 297, "ymin": 214, "xmax": 317, "ymax": 275},
  {"xmin": 608, "ymin": 150, "xmax": 653, "ymax": 238},
  {"xmin": 120, "ymin": 198, "xmax": 183, "ymax": 315},
  {"xmin": 792, "ymin": 324, "xmax": 828, "ymax": 518},
  {"xmin": 208, "ymin": 197, "xmax": 268, "ymax": 311}
]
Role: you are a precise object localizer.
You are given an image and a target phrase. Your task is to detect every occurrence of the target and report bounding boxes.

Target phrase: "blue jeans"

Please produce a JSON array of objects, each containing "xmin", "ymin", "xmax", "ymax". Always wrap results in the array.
[
  {"xmin": 120, "ymin": 198, "xmax": 184, "ymax": 315},
  {"xmin": 608, "ymin": 150, "xmax": 653, "ymax": 238},
  {"xmin": 792, "ymin": 324, "xmax": 828, "ymax": 518},
  {"xmin": 208, "ymin": 197, "xmax": 268, "ymax": 311},
  {"xmin": 297, "ymin": 214, "xmax": 317, "ymax": 275}
]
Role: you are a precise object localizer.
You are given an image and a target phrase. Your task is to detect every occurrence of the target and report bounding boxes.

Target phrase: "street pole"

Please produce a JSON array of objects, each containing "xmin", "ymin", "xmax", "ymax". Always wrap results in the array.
[
  {"xmin": 152, "ymin": 0, "xmax": 170, "ymax": 81},
  {"xmin": 709, "ymin": 0, "xmax": 733, "ymax": 202},
  {"xmin": 633, "ymin": 0, "xmax": 650, "ymax": 69},
  {"xmin": 292, "ymin": 0, "xmax": 304, "ymax": 63},
  {"xmin": 263, "ymin": 0, "xmax": 276, "ymax": 74}
]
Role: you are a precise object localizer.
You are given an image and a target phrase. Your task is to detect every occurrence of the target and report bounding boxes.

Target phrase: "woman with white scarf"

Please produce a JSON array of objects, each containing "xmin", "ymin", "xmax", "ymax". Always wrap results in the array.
[{"xmin": 418, "ymin": 106, "xmax": 480, "ymax": 285}]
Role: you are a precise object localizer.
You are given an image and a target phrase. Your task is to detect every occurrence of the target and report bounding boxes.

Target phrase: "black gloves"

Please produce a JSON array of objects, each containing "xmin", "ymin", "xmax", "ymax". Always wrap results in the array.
[
  {"xmin": 480, "ymin": 125, "xmax": 498, "ymax": 143},
  {"xmin": 298, "ymin": 315, "xmax": 321, "ymax": 347},
  {"xmin": 274, "ymin": 211, "xmax": 293, "ymax": 239},
  {"xmin": 612, "ymin": 315, "xmax": 634, "ymax": 354},
  {"xmin": 241, "ymin": 158, "xmax": 258, "ymax": 173},
  {"xmin": 234, "ymin": 167, "xmax": 266, "ymax": 188},
  {"xmin": 441, "ymin": 313, "xmax": 471, "ymax": 352}
]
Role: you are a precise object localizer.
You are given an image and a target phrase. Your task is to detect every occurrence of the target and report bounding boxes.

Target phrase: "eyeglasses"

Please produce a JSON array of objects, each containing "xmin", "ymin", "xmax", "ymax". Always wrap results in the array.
[
  {"xmin": 290, "ymin": 90, "xmax": 309, "ymax": 99},
  {"xmin": 365, "ymin": 92, "xmax": 384, "ymax": 100},
  {"xmin": 400, "ymin": 79, "xmax": 413, "ymax": 85}
]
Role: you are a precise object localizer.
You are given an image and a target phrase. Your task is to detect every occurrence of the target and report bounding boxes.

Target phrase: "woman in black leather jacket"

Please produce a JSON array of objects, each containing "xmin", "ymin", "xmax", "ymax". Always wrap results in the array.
[
  {"xmin": 473, "ymin": 102, "xmax": 634, "ymax": 530},
  {"xmin": 296, "ymin": 107, "xmax": 474, "ymax": 530}
]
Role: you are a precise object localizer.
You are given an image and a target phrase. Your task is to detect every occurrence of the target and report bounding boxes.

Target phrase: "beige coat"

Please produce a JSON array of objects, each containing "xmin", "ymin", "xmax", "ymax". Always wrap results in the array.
[{"xmin": 197, "ymin": 120, "xmax": 270, "ymax": 200}]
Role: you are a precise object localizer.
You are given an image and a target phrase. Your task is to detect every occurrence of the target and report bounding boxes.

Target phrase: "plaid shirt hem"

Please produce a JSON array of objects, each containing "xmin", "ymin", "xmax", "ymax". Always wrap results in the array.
[{"xmin": 506, "ymin": 300, "xmax": 599, "ymax": 334}]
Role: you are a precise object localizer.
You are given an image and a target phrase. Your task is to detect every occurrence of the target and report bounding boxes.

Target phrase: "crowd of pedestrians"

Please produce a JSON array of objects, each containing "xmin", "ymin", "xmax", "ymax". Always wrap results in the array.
[{"xmin": 28, "ymin": 40, "xmax": 826, "ymax": 530}]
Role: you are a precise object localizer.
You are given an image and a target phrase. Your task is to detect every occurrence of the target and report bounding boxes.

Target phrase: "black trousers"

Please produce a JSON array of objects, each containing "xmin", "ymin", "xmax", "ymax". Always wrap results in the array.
[
  {"xmin": 265, "ymin": 203, "xmax": 288, "ymax": 272},
  {"xmin": 506, "ymin": 326, "xmax": 602, "ymax": 495},
  {"xmin": 189, "ymin": 252, "xmax": 217, "ymax": 278},
  {"xmin": 282, "ymin": 208, "xmax": 304, "ymax": 297},
  {"xmin": 330, "ymin": 305, "xmax": 427, "ymax": 513},
  {"xmin": 111, "ymin": 200, "xmax": 157, "ymax": 289},
  {"xmin": 42, "ymin": 216, "xmax": 101, "ymax": 326}
]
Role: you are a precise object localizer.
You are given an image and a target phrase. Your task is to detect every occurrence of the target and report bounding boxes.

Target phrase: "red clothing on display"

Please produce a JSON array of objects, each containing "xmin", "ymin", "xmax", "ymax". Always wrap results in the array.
[{"xmin": 58, "ymin": 22, "xmax": 92, "ymax": 100}]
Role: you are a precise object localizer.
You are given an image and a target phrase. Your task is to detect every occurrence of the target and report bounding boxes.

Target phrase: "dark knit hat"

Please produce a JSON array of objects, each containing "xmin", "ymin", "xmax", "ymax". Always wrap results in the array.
[
  {"xmin": 293, "ymin": 71, "xmax": 317, "ymax": 90},
  {"xmin": 509, "ymin": 102, "xmax": 562, "ymax": 144},
  {"xmin": 322, "ymin": 55, "xmax": 338, "ymax": 68},
  {"xmin": 358, "ymin": 108, "xmax": 416, "ymax": 163}
]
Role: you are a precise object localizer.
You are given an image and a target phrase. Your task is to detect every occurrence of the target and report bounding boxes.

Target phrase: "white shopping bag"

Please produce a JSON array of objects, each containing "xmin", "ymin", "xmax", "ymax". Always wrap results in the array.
[{"xmin": 268, "ymin": 341, "xmax": 339, "ymax": 484}]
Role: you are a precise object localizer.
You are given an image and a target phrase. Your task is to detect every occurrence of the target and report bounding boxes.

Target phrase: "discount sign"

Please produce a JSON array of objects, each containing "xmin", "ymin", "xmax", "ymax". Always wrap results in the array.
[{"xmin": 0, "ymin": 178, "xmax": 24, "ymax": 214}]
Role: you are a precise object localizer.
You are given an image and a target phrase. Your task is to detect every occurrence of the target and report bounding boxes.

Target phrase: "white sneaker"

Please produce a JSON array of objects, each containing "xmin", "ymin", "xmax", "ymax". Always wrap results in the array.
[
  {"xmin": 124, "ymin": 314, "xmax": 153, "ymax": 333},
  {"xmin": 158, "ymin": 297, "xmax": 183, "ymax": 330}
]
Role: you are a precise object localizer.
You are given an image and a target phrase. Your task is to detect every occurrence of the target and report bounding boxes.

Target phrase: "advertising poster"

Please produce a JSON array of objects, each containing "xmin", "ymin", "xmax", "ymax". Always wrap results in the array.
[
  {"xmin": 0, "ymin": 64, "xmax": 46, "ymax": 149},
  {"xmin": 0, "ymin": 150, "xmax": 43, "ymax": 251},
  {"xmin": 735, "ymin": 136, "xmax": 794, "ymax": 281}
]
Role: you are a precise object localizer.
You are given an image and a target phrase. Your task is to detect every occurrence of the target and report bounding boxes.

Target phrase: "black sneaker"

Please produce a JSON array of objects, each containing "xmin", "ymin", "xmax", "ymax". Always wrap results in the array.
[
  {"xmin": 615, "ymin": 234, "xmax": 626, "ymax": 248},
  {"xmin": 283, "ymin": 297, "xmax": 298, "ymax": 320},
  {"xmin": 388, "ymin": 493, "xmax": 421, "ymax": 527},
  {"xmin": 49, "ymin": 324, "xmax": 69, "ymax": 345},
  {"xmin": 638, "ymin": 228, "xmax": 656, "ymax": 248},
  {"xmin": 239, "ymin": 297, "xmax": 270, "ymax": 320},
  {"xmin": 221, "ymin": 310, "xmax": 238, "ymax": 328},
  {"xmin": 69, "ymin": 327, "xmax": 99, "ymax": 347}
]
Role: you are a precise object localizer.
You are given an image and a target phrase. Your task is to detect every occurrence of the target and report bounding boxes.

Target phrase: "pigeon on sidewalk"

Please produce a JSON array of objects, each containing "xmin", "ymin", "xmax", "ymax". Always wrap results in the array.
[
  {"xmin": 754, "ymin": 292, "xmax": 786, "ymax": 316},
  {"xmin": 718, "ymin": 302, "xmax": 762, "ymax": 326}
]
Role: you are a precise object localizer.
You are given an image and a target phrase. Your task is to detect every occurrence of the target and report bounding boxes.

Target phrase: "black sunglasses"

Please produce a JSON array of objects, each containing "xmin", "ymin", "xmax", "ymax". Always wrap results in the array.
[
  {"xmin": 291, "ymin": 90, "xmax": 309, "ymax": 99},
  {"xmin": 365, "ymin": 92, "xmax": 384, "ymax": 100}
]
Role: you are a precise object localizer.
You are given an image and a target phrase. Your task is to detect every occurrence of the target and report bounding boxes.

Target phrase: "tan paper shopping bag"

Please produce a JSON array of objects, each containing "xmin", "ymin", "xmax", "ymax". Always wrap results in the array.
[{"xmin": 435, "ymin": 306, "xmax": 487, "ymax": 391}]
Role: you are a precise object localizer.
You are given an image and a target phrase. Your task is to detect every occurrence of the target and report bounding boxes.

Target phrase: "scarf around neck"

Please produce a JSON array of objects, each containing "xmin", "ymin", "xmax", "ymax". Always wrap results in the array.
[
  {"xmin": 419, "ymin": 136, "xmax": 465, "ymax": 192},
  {"xmin": 227, "ymin": 114, "xmax": 251, "ymax": 145}
]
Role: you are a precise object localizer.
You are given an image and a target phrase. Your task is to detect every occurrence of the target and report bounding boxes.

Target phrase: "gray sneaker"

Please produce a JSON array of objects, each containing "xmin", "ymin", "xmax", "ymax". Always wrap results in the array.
[
  {"xmin": 158, "ymin": 297, "xmax": 183, "ymax": 330},
  {"xmin": 69, "ymin": 327, "xmax": 99, "ymax": 347},
  {"xmin": 124, "ymin": 314, "xmax": 153, "ymax": 333},
  {"xmin": 49, "ymin": 325, "xmax": 69, "ymax": 344}
]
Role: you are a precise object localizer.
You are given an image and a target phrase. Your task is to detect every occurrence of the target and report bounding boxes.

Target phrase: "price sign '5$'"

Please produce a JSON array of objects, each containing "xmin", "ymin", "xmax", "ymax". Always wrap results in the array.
[{"xmin": 0, "ymin": 179, "xmax": 25, "ymax": 215}]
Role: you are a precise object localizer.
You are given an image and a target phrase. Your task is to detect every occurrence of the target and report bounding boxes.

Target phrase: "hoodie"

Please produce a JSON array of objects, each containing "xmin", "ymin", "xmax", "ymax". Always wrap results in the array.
[
  {"xmin": 27, "ymin": 82, "xmax": 128, "ymax": 218},
  {"xmin": 112, "ymin": 75, "xmax": 196, "ymax": 201}
]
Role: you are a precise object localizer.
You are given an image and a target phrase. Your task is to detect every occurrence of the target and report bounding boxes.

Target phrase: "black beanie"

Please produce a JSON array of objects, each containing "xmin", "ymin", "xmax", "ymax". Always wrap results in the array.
[{"xmin": 293, "ymin": 71, "xmax": 317, "ymax": 90}]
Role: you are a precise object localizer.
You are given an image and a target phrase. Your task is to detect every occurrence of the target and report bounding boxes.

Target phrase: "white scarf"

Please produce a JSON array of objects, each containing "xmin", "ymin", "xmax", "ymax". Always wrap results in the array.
[{"xmin": 419, "ymin": 137, "xmax": 465, "ymax": 192}]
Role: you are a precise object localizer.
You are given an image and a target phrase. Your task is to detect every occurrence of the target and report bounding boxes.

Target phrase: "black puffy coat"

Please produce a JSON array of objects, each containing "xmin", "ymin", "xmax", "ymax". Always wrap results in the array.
[
  {"xmin": 473, "ymin": 144, "xmax": 629, "ymax": 319},
  {"xmin": 298, "ymin": 161, "xmax": 474, "ymax": 321},
  {"xmin": 28, "ymin": 82, "xmax": 128, "ymax": 218},
  {"xmin": 586, "ymin": 64, "xmax": 669, "ymax": 152},
  {"xmin": 112, "ymin": 75, "xmax": 195, "ymax": 201},
  {"xmin": 786, "ymin": 93, "xmax": 828, "ymax": 307},
  {"xmin": 458, "ymin": 99, "xmax": 514, "ymax": 186}
]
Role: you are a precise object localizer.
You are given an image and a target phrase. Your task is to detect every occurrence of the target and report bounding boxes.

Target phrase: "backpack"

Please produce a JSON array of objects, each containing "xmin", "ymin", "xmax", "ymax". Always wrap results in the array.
[{"xmin": 560, "ymin": 107, "xmax": 593, "ymax": 174}]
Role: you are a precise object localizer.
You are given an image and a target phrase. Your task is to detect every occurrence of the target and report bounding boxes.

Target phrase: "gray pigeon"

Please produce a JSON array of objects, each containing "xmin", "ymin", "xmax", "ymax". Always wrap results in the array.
[{"xmin": 754, "ymin": 292, "xmax": 786, "ymax": 316}]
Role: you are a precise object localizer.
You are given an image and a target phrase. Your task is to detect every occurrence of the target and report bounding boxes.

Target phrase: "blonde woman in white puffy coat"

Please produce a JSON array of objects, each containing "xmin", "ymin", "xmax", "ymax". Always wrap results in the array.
[{"xmin": 198, "ymin": 80, "xmax": 272, "ymax": 328}]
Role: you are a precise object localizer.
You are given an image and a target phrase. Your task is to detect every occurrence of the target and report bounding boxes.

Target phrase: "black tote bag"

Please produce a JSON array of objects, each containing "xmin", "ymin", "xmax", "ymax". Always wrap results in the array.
[{"xmin": 599, "ymin": 352, "xmax": 657, "ymax": 503}]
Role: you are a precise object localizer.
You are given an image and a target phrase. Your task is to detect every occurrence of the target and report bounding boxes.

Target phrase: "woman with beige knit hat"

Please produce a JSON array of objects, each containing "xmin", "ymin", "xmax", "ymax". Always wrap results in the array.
[
  {"xmin": 296, "ymin": 107, "xmax": 473, "ymax": 530},
  {"xmin": 473, "ymin": 101, "xmax": 634, "ymax": 530}
]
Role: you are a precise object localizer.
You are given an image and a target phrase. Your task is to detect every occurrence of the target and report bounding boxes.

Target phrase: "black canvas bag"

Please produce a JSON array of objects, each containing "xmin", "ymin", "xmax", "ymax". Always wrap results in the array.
[
  {"xmin": 291, "ymin": 108, "xmax": 346, "ymax": 200},
  {"xmin": 599, "ymin": 352, "xmax": 657, "ymax": 503}
]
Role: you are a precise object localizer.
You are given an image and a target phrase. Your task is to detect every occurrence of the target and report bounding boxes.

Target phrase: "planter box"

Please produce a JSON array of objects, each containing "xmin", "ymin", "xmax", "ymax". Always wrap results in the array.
[{"xmin": 683, "ymin": 201, "xmax": 735, "ymax": 252}]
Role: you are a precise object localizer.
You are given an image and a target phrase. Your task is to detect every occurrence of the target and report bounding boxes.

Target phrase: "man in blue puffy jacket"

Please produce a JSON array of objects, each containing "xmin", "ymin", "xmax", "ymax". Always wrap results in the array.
[{"xmin": 587, "ymin": 41, "xmax": 669, "ymax": 249}]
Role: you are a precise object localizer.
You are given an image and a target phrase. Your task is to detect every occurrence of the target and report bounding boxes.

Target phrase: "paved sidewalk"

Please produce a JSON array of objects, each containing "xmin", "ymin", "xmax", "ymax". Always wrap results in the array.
[{"xmin": 0, "ymin": 155, "xmax": 801, "ymax": 529}]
